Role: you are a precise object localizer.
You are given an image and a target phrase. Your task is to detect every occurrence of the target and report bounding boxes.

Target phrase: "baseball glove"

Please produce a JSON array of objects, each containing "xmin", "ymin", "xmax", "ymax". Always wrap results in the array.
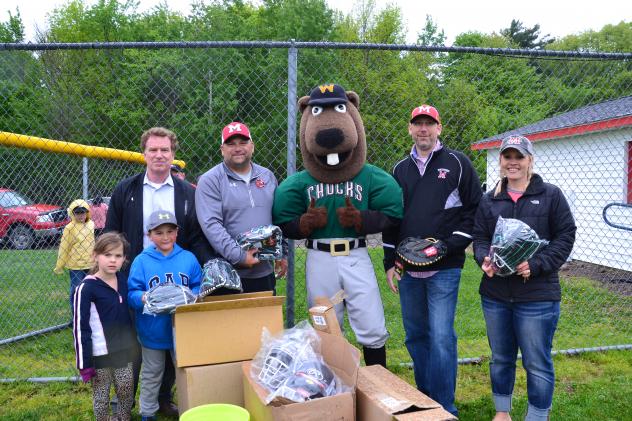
[
  {"xmin": 396, "ymin": 237, "xmax": 447, "ymax": 267},
  {"xmin": 236, "ymin": 224, "xmax": 284, "ymax": 261},
  {"xmin": 143, "ymin": 283, "xmax": 197, "ymax": 315},
  {"xmin": 199, "ymin": 258, "xmax": 243, "ymax": 297}
]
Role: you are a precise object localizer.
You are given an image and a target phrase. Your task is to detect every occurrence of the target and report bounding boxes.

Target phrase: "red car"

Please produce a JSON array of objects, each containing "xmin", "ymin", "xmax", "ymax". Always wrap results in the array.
[{"xmin": 0, "ymin": 188, "xmax": 70, "ymax": 249}]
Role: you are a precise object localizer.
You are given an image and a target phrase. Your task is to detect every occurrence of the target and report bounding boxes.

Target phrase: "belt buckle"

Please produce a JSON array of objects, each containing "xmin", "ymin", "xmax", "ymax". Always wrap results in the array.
[{"xmin": 329, "ymin": 239, "xmax": 350, "ymax": 256}]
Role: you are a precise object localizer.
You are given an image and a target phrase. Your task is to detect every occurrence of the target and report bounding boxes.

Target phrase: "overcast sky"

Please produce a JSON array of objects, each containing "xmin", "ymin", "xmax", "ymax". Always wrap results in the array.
[{"xmin": 2, "ymin": 0, "xmax": 630, "ymax": 44}]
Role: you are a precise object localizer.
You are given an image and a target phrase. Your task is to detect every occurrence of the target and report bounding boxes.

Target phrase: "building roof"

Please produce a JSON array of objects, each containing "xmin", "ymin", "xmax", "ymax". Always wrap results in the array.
[{"xmin": 471, "ymin": 95, "xmax": 632, "ymax": 150}]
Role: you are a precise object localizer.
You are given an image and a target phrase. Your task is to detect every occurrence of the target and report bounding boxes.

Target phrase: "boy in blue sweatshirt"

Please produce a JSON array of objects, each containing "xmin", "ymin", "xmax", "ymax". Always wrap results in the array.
[{"xmin": 128, "ymin": 210, "xmax": 201, "ymax": 421}]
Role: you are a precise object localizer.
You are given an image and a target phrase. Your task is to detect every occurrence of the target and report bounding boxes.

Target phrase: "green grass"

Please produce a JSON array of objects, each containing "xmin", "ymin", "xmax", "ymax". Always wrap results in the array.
[
  {"xmin": 281, "ymin": 248, "xmax": 632, "ymax": 357},
  {"xmin": 0, "ymin": 249, "xmax": 69, "ymax": 337},
  {"xmin": 1, "ymin": 349, "xmax": 630, "ymax": 420},
  {"xmin": 0, "ymin": 247, "xmax": 631, "ymax": 419}
]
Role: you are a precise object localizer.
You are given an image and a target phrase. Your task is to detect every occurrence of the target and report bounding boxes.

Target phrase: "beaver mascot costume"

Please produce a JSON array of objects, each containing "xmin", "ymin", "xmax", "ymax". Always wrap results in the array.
[{"xmin": 273, "ymin": 83, "xmax": 403, "ymax": 367}]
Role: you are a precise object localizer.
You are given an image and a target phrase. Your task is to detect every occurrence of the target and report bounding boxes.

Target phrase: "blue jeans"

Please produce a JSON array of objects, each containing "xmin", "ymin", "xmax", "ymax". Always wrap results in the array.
[
  {"xmin": 482, "ymin": 296, "xmax": 560, "ymax": 421},
  {"xmin": 398, "ymin": 269, "xmax": 461, "ymax": 416},
  {"xmin": 69, "ymin": 269, "xmax": 88, "ymax": 316}
]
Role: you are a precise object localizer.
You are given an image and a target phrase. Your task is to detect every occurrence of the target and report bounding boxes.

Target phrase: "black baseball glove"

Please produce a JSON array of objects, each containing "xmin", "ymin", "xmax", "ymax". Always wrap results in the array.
[
  {"xmin": 143, "ymin": 283, "xmax": 197, "ymax": 315},
  {"xmin": 199, "ymin": 258, "xmax": 243, "ymax": 297},
  {"xmin": 396, "ymin": 237, "xmax": 447, "ymax": 268},
  {"xmin": 236, "ymin": 224, "xmax": 284, "ymax": 261}
]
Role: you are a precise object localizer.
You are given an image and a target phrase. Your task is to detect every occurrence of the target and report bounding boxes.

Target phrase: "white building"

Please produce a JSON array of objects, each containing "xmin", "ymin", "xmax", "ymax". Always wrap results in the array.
[{"xmin": 471, "ymin": 96, "xmax": 632, "ymax": 272}]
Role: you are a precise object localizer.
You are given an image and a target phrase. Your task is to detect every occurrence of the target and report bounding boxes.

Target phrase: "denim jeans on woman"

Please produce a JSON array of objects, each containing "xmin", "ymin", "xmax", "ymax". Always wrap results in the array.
[
  {"xmin": 398, "ymin": 268, "xmax": 461, "ymax": 416},
  {"xmin": 482, "ymin": 296, "xmax": 560, "ymax": 421}
]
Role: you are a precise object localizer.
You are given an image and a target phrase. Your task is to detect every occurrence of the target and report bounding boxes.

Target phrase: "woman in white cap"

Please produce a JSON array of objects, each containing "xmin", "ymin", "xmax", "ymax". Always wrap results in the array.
[{"xmin": 472, "ymin": 134, "xmax": 576, "ymax": 421}]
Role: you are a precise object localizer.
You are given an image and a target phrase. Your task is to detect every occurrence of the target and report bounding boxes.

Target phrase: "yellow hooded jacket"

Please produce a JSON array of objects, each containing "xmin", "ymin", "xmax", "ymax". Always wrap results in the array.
[{"xmin": 53, "ymin": 199, "xmax": 95, "ymax": 273}]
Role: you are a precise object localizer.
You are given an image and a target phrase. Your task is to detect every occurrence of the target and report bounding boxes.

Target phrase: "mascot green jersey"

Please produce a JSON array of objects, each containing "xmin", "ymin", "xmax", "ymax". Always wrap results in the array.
[{"xmin": 273, "ymin": 163, "xmax": 401, "ymax": 239}]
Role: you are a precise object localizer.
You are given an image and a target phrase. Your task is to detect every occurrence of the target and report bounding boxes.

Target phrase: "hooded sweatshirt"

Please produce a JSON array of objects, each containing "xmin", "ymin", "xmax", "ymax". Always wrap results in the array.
[
  {"xmin": 54, "ymin": 199, "xmax": 95, "ymax": 273},
  {"xmin": 73, "ymin": 273, "xmax": 135, "ymax": 370},
  {"xmin": 127, "ymin": 243, "xmax": 201, "ymax": 349}
]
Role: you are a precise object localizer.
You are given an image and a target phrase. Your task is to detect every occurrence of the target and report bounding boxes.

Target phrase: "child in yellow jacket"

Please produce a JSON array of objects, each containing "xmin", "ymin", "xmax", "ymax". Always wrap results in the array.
[{"xmin": 54, "ymin": 199, "xmax": 95, "ymax": 316}]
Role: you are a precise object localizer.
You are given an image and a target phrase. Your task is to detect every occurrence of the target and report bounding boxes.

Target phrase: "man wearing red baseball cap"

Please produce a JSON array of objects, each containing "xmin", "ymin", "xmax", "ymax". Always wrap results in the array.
[
  {"xmin": 219, "ymin": 122, "xmax": 253, "ymax": 172},
  {"xmin": 382, "ymin": 104, "xmax": 482, "ymax": 417},
  {"xmin": 196, "ymin": 122, "xmax": 287, "ymax": 293},
  {"xmin": 410, "ymin": 104, "xmax": 441, "ymax": 124}
]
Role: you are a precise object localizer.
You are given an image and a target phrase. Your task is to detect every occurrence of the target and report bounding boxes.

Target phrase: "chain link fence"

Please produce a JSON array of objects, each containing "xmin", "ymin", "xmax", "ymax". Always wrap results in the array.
[{"xmin": 1, "ymin": 41, "xmax": 631, "ymax": 381}]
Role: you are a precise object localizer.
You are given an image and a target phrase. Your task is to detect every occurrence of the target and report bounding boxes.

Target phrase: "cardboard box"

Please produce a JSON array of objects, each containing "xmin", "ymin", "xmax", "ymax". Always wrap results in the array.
[
  {"xmin": 356, "ymin": 365, "xmax": 457, "ymax": 421},
  {"xmin": 309, "ymin": 299, "xmax": 341, "ymax": 336},
  {"xmin": 176, "ymin": 360, "xmax": 245, "ymax": 415},
  {"xmin": 242, "ymin": 330, "xmax": 361, "ymax": 421},
  {"xmin": 309, "ymin": 290, "xmax": 345, "ymax": 336},
  {"xmin": 174, "ymin": 291, "xmax": 285, "ymax": 367},
  {"xmin": 199, "ymin": 290, "xmax": 274, "ymax": 302}
]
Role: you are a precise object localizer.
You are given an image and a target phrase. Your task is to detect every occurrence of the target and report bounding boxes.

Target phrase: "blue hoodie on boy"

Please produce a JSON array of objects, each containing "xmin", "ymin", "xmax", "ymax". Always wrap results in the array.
[{"xmin": 128, "ymin": 244, "xmax": 201, "ymax": 350}]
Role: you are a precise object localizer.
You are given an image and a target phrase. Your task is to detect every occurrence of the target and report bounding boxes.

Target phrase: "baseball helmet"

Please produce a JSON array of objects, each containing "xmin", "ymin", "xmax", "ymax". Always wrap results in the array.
[
  {"xmin": 274, "ymin": 359, "xmax": 337, "ymax": 402},
  {"xmin": 490, "ymin": 216, "xmax": 548, "ymax": 277},
  {"xmin": 257, "ymin": 339, "xmax": 319, "ymax": 391}
]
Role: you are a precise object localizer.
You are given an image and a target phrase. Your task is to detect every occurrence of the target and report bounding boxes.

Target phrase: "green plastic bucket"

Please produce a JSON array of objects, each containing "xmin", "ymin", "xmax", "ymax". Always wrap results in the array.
[{"xmin": 179, "ymin": 403, "xmax": 250, "ymax": 421}]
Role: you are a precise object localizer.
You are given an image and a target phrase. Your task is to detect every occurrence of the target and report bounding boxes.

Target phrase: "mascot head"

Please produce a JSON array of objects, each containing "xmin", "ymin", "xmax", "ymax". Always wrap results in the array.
[{"xmin": 298, "ymin": 83, "xmax": 367, "ymax": 184}]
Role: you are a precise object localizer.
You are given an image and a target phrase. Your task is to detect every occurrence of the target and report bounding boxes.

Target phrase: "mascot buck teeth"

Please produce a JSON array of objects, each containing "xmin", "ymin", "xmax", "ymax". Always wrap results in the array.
[{"xmin": 273, "ymin": 83, "xmax": 403, "ymax": 367}]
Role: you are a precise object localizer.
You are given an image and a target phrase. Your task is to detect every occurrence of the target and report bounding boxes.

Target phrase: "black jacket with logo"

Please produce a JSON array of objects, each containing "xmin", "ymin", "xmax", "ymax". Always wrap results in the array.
[
  {"xmin": 472, "ymin": 174, "xmax": 576, "ymax": 302},
  {"xmin": 383, "ymin": 146, "xmax": 482, "ymax": 271},
  {"xmin": 105, "ymin": 173, "xmax": 215, "ymax": 271}
]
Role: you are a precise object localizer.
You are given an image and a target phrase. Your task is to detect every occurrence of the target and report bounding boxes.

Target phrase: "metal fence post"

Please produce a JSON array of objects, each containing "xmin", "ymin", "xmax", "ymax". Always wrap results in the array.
[
  {"xmin": 285, "ymin": 40, "xmax": 298, "ymax": 328},
  {"xmin": 82, "ymin": 157, "xmax": 88, "ymax": 200}
]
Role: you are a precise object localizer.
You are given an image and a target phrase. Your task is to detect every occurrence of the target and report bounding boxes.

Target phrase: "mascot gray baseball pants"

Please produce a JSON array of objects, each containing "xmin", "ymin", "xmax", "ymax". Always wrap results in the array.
[{"xmin": 305, "ymin": 240, "xmax": 388, "ymax": 348}]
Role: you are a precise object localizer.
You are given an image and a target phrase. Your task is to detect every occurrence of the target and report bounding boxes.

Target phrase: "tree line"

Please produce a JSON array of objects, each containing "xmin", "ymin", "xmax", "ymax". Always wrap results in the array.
[{"xmin": 0, "ymin": 0, "xmax": 631, "ymax": 203}]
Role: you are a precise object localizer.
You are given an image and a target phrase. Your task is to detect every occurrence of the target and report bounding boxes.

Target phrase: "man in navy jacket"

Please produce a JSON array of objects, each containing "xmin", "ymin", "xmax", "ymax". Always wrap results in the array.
[
  {"xmin": 382, "ymin": 105, "xmax": 482, "ymax": 417},
  {"xmin": 105, "ymin": 127, "xmax": 214, "ymax": 418}
]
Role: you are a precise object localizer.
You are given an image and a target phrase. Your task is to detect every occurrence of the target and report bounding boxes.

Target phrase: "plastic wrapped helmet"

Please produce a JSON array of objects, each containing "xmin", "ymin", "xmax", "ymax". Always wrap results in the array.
[
  {"xmin": 274, "ymin": 359, "xmax": 337, "ymax": 402},
  {"xmin": 257, "ymin": 339, "xmax": 319, "ymax": 390},
  {"xmin": 258, "ymin": 340, "xmax": 300, "ymax": 390},
  {"xmin": 490, "ymin": 216, "xmax": 549, "ymax": 277}
]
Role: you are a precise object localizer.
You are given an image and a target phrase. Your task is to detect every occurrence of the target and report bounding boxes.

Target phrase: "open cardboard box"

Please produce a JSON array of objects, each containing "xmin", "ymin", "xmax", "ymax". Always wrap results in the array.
[
  {"xmin": 197, "ymin": 290, "xmax": 275, "ymax": 303},
  {"xmin": 243, "ymin": 330, "xmax": 361, "ymax": 421},
  {"xmin": 176, "ymin": 360, "xmax": 245, "ymax": 415},
  {"xmin": 309, "ymin": 290, "xmax": 345, "ymax": 336},
  {"xmin": 357, "ymin": 365, "xmax": 457, "ymax": 420},
  {"xmin": 173, "ymin": 291, "xmax": 284, "ymax": 367}
]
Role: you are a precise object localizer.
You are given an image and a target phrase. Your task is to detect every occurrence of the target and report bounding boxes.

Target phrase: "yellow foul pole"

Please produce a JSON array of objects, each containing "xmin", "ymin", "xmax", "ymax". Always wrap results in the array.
[{"xmin": 0, "ymin": 131, "xmax": 186, "ymax": 168}]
